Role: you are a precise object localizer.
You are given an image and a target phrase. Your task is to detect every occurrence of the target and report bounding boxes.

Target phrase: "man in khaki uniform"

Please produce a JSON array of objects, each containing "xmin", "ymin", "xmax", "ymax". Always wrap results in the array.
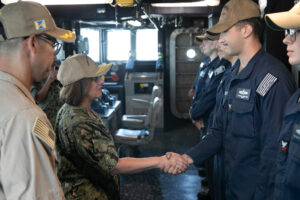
[{"xmin": 0, "ymin": 2, "xmax": 75, "ymax": 199}]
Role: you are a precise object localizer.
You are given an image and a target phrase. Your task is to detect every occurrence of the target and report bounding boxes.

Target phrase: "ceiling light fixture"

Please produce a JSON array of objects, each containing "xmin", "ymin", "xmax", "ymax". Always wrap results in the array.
[
  {"xmin": 127, "ymin": 20, "xmax": 142, "ymax": 27},
  {"xmin": 152, "ymin": 0, "xmax": 219, "ymax": 7},
  {"xmin": 186, "ymin": 48, "xmax": 196, "ymax": 59},
  {"xmin": 1, "ymin": 0, "xmax": 113, "ymax": 5}
]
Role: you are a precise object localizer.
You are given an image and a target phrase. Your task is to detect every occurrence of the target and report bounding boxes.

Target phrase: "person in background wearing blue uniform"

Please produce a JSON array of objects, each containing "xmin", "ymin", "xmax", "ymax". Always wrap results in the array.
[
  {"xmin": 265, "ymin": 3, "xmax": 300, "ymax": 199},
  {"xmin": 181, "ymin": 0, "xmax": 296, "ymax": 199},
  {"xmin": 188, "ymin": 33, "xmax": 223, "ymax": 200},
  {"xmin": 188, "ymin": 34, "xmax": 211, "ymax": 100},
  {"xmin": 189, "ymin": 33, "xmax": 220, "ymax": 134},
  {"xmin": 209, "ymin": 43, "xmax": 238, "ymax": 200}
]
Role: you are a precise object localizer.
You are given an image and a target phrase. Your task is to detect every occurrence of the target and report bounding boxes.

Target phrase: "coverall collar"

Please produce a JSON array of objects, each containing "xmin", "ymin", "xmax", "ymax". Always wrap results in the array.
[{"xmin": 232, "ymin": 48, "xmax": 264, "ymax": 80}]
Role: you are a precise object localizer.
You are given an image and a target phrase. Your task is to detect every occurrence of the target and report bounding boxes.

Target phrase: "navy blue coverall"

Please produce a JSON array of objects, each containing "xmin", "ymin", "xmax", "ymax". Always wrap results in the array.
[
  {"xmin": 208, "ymin": 59, "xmax": 236, "ymax": 200},
  {"xmin": 190, "ymin": 56, "xmax": 223, "ymax": 131},
  {"xmin": 192, "ymin": 56, "xmax": 211, "ymax": 95},
  {"xmin": 191, "ymin": 56, "xmax": 228, "ymax": 198},
  {"xmin": 186, "ymin": 49, "xmax": 296, "ymax": 200},
  {"xmin": 273, "ymin": 89, "xmax": 300, "ymax": 200}
]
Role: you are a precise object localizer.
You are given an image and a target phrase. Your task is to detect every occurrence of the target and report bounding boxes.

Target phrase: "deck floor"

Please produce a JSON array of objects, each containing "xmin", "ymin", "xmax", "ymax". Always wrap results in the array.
[{"xmin": 120, "ymin": 120, "xmax": 209, "ymax": 200}]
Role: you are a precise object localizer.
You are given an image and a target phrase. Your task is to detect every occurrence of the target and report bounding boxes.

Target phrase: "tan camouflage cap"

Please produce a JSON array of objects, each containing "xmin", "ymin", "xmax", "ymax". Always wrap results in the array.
[
  {"xmin": 265, "ymin": 2, "xmax": 300, "ymax": 30},
  {"xmin": 58, "ymin": 54, "xmax": 112, "ymax": 86},
  {"xmin": 207, "ymin": 0, "xmax": 260, "ymax": 34},
  {"xmin": 0, "ymin": 1, "xmax": 75, "ymax": 42}
]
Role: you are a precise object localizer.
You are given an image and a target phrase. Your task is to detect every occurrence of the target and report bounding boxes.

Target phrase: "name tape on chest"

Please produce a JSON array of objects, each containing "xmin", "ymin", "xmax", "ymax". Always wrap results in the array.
[
  {"xmin": 236, "ymin": 88, "xmax": 251, "ymax": 100},
  {"xmin": 256, "ymin": 73, "xmax": 278, "ymax": 97},
  {"xmin": 293, "ymin": 124, "xmax": 300, "ymax": 141},
  {"xmin": 32, "ymin": 118, "xmax": 55, "ymax": 149},
  {"xmin": 214, "ymin": 65, "xmax": 226, "ymax": 76}
]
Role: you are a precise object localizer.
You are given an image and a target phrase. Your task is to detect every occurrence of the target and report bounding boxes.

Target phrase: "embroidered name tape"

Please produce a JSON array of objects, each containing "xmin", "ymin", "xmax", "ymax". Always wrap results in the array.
[
  {"xmin": 236, "ymin": 88, "xmax": 251, "ymax": 100},
  {"xmin": 32, "ymin": 118, "xmax": 55, "ymax": 149},
  {"xmin": 293, "ymin": 124, "xmax": 300, "ymax": 141},
  {"xmin": 256, "ymin": 73, "xmax": 277, "ymax": 97}
]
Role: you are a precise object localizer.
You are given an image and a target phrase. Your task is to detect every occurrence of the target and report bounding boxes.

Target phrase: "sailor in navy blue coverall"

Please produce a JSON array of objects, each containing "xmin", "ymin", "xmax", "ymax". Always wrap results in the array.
[
  {"xmin": 189, "ymin": 33, "xmax": 225, "ymax": 199},
  {"xmin": 209, "ymin": 47, "xmax": 238, "ymax": 200},
  {"xmin": 190, "ymin": 56, "xmax": 211, "ymax": 98},
  {"xmin": 186, "ymin": 49, "xmax": 296, "ymax": 200},
  {"xmin": 265, "ymin": 2, "xmax": 300, "ymax": 200},
  {"xmin": 190, "ymin": 34, "xmax": 223, "ymax": 133},
  {"xmin": 183, "ymin": 0, "xmax": 296, "ymax": 199},
  {"xmin": 190, "ymin": 55, "xmax": 222, "ymax": 132}
]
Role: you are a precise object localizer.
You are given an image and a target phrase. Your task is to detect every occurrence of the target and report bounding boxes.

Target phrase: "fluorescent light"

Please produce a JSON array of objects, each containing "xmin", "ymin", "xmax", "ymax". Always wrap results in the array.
[
  {"xmin": 127, "ymin": 20, "xmax": 142, "ymax": 27},
  {"xmin": 1, "ymin": 0, "xmax": 113, "ymax": 5},
  {"xmin": 152, "ymin": 0, "xmax": 219, "ymax": 7}
]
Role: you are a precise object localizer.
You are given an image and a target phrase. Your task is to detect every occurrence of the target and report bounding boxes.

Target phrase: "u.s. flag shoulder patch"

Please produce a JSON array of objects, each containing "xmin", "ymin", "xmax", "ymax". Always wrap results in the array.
[
  {"xmin": 34, "ymin": 20, "xmax": 46, "ymax": 30},
  {"xmin": 32, "ymin": 117, "xmax": 55, "ymax": 149},
  {"xmin": 256, "ymin": 73, "xmax": 278, "ymax": 97}
]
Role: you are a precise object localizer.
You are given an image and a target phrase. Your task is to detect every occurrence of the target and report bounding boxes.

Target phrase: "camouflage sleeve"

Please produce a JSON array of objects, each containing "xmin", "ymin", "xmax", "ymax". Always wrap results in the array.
[
  {"xmin": 30, "ymin": 84, "xmax": 39, "ymax": 100},
  {"xmin": 72, "ymin": 122, "xmax": 119, "ymax": 175},
  {"xmin": 30, "ymin": 82, "xmax": 43, "ymax": 103}
]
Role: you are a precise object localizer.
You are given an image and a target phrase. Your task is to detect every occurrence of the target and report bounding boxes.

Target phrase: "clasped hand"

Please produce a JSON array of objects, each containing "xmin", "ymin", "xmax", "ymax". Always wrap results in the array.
[{"xmin": 159, "ymin": 152, "xmax": 193, "ymax": 175}]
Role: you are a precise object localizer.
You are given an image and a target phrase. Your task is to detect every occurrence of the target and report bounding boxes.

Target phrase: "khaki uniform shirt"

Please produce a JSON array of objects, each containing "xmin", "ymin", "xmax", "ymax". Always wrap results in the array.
[
  {"xmin": 31, "ymin": 80, "xmax": 62, "ymax": 127},
  {"xmin": 0, "ymin": 71, "xmax": 65, "ymax": 200},
  {"xmin": 55, "ymin": 103, "xmax": 120, "ymax": 200}
]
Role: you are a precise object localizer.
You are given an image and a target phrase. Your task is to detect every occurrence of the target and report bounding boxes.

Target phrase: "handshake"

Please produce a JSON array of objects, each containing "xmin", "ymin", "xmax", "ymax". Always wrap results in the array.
[{"xmin": 158, "ymin": 152, "xmax": 193, "ymax": 175}]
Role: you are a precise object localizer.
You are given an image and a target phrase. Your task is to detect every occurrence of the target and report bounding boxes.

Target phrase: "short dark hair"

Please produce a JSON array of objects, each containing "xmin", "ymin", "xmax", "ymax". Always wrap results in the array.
[
  {"xmin": 59, "ymin": 78, "xmax": 92, "ymax": 106},
  {"xmin": 236, "ymin": 17, "xmax": 263, "ymax": 41}
]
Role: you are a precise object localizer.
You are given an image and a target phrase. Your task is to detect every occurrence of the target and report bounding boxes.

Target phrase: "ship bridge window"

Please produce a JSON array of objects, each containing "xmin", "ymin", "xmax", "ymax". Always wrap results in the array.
[
  {"xmin": 107, "ymin": 30, "xmax": 131, "ymax": 61},
  {"xmin": 136, "ymin": 29, "xmax": 158, "ymax": 61},
  {"xmin": 80, "ymin": 28, "xmax": 100, "ymax": 62}
]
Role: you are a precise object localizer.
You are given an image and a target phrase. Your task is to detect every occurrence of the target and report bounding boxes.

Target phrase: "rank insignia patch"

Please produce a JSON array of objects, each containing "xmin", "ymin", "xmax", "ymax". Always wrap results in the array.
[
  {"xmin": 199, "ymin": 71, "xmax": 206, "ymax": 78},
  {"xmin": 214, "ymin": 65, "xmax": 225, "ymax": 76},
  {"xmin": 281, "ymin": 140, "xmax": 288, "ymax": 152}
]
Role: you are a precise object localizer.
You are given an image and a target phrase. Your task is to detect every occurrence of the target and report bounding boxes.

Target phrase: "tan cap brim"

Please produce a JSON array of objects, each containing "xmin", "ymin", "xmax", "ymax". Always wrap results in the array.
[
  {"xmin": 265, "ymin": 12, "xmax": 300, "ymax": 31},
  {"xmin": 92, "ymin": 63, "xmax": 112, "ymax": 77},
  {"xmin": 46, "ymin": 27, "xmax": 76, "ymax": 43},
  {"xmin": 206, "ymin": 33, "xmax": 219, "ymax": 41},
  {"xmin": 196, "ymin": 34, "xmax": 206, "ymax": 42},
  {"xmin": 196, "ymin": 33, "xmax": 220, "ymax": 41},
  {"xmin": 207, "ymin": 22, "xmax": 234, "ymax": 34}
]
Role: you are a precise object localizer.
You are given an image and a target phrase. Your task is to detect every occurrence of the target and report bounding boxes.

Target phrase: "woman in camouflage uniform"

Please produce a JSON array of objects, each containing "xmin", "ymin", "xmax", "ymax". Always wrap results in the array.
[{"xmin": 55, "ymin": 54, "xmax": 189, "ymax": 200}]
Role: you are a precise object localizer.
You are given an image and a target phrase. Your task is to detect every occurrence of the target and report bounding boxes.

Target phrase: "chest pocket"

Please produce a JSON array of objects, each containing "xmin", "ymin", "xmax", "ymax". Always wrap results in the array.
[{"xmin": 230, "ymin": 100, "xmax": 255, "ymax": 138}]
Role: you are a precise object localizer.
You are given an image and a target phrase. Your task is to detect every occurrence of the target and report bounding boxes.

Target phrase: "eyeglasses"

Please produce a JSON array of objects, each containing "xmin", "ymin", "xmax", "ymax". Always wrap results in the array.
[
  {"xmin": 37, "ymin": 34, "xmax": 62, "ymax": 55},
  {"xmin": 285, "ymin": 29, "xmax": 300, "ymax": 43}
]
